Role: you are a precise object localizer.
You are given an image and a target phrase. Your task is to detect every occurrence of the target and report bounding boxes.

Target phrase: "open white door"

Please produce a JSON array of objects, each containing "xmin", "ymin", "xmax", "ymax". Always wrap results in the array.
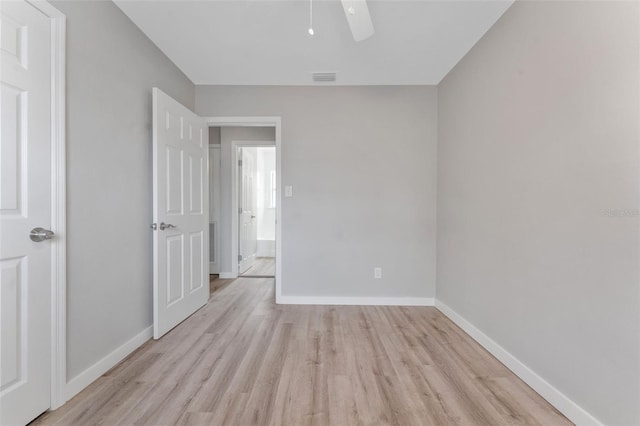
[
  {"xmin": 238, "ymin": 148, "xmax": 257, "ymax": 274},
  {"xmin": 0, "ymin": 1, "xmax": 53, "ymax": 423},
  {"xmin": 152, "ymin": 88, "xmax": 209, "ymax": 339}
]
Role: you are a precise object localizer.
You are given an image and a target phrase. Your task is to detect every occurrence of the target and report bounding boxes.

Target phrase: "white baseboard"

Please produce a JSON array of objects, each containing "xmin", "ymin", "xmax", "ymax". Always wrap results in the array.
[
  {"xmin": 277, "ymin": 296, "xmax": 435, "ymax": 306},
  {"xmin": 218, "ymin": 272, "xmax": 237, "ymax": 279},
  {"xmin": 64, "ymin": 326, "xmax": 153, "ymax": 402},
  {"xmin": 434, "ymin": 300, "xmax": 602, "ymax": 426}
]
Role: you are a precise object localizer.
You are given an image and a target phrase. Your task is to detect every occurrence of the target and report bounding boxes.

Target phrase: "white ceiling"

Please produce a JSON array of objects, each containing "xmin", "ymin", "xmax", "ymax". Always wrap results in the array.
[{"xmin": 114, "ymin": 0, "xmax": 513, "ymax": 86}]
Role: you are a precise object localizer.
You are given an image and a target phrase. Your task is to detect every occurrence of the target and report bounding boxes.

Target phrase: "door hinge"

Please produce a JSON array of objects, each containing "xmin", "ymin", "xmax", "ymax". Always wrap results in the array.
[
  {"xmin": 238, "ymin": 207, "xmax": 242, "ymax": 214},
  {"xmin": 238, "ymin": 159, "xmax": 242, "ymax": 166},
  {"xmin": 151, "ymin": 223, "xmax": 157, "ymax": 230},
  {"xmin": 238, "ymin": 254, "xmax": 242, "ymax": 261}
]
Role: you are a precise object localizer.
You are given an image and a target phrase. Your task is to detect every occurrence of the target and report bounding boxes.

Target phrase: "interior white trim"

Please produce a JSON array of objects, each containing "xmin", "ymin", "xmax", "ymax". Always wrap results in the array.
[
  {"xmin": 207, "ymin": 117, "xmax": 281, "ymax": 127},
  {"xmin": 278, "ymin": 296, "xmax": 435, "ymax": 306},
  {"xmin": 435, "ymin": 299, "xmax": 603, "ymax": 426},
  {"xmin": 274, "ymin": 120, "xmax": 282, "ymax": 302},
  {"xmin": 219, "ymin": 272, "xmax": 237, "ymax": 279},
  {"xmin": 208, "ymin": 145, "xmax": 221, "ymax": 275},
  {"xmin": 28, "ymin": 0, "xmax": 67, "ymax": 411},
  {"xmin": 64, "ymin": 326, "xmax": 153, "ymax": 402},
  {"xmin": 204, "ymin": 117, "xmax": 282, "ymax": 303}
]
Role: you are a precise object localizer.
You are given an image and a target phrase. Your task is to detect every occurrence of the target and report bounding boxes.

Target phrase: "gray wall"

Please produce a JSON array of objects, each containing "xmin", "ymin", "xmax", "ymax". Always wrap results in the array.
[
  {"xmin": 52, "ymin": 1, "xmax": 195, "ymax": 380},
  {"xmin": 437, "ymin": 2, "xmax": 639, "ymax": 425},
  {"xmin": 198, "ymin": 87, "xmax": 437, "ymax": 298},
  {"xmin": 209, "ymin": 126, "xmax": 221, "ymax": 145},
  {"xmin": 215, "ymin": 127, "xmax": 276, "ymax": 274}
]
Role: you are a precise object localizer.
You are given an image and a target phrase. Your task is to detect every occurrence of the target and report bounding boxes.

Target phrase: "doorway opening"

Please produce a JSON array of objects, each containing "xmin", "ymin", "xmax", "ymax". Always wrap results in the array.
[
  {"xmin": 205, "ymin": 119, "xmax": 281, "ymax": 300},
  {"xmin": 237, "ymin": 146, "xmax": 276, "ymax": 277}
]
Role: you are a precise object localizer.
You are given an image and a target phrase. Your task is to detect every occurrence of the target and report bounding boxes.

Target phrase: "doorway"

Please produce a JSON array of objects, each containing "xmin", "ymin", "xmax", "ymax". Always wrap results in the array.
[
  {"xmin": 205, "ymin": 121, "xmax": 280, "ymax": 294},
  {"xmin": 238, "ymin": 147, "xmax": 276, "ymax": 278}
]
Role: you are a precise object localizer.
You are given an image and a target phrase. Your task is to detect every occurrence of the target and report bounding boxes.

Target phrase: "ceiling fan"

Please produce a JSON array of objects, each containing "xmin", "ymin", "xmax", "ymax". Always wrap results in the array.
[
  {"xmin": 308, "ymin": 0, "xmax": 375, "ymax": 42},
  {"xmin": 340, "ymin": 0, "xmax": 375, "ymax": 41}
]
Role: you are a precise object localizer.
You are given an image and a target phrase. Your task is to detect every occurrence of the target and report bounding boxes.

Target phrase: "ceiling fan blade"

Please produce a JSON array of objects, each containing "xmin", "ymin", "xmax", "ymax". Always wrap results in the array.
[{"xmin": 340, "ymin": 0, "xmax": 374, "ymax": 42}]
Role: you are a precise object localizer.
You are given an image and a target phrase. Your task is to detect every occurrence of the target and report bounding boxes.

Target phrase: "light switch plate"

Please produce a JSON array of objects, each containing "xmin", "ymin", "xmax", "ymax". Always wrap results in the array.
[
  {"xmin": 284, "ymin": 185, "xmax": 293, "ymax": 198},
  {"xmin": 374, "ymin": 267, "xmax": 382, "ymax": 279}
]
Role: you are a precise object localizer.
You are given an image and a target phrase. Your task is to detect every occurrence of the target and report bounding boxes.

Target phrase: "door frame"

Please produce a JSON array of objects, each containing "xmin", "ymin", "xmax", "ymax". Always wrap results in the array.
[
  {"xmin": 208, "ymin": 145, "xmax": 221, "ymax": 274},
  {"xmin": 204, "ymin": 117, "xmax": 282, "ymax": 303},
  {"xmin": 26, "ymin": 0, "xmax": 67, "ymax": 410}
]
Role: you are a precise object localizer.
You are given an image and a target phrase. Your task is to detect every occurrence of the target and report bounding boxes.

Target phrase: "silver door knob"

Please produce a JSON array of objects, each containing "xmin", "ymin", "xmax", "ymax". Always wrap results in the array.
[
  {"xmin": 159, "ymin": 222, "xmax": 176, "ymax": 231},
  {"xmin": 30, "ymin": 227, "xmax": 54, "ymax": 242}
]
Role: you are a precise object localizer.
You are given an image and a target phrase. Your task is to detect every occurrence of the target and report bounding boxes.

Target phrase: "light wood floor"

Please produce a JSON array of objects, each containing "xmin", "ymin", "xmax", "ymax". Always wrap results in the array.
[
  {"xmin": 209, "ymin": 275, "xmax": 233, "ymax": 294},
  {"xmin": 240, "ymin": 257, "xmax": 275, "ymax": 277},
  {"xmin": 33, "ymin": 277, "xmax": 571, "ymax": 426}
]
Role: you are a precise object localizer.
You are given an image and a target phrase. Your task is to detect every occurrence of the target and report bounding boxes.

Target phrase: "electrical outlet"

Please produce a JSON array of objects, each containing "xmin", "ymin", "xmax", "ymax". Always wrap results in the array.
[{"xmin": 374, "ymin": 267, "xmax": 382, "ymax": 279}]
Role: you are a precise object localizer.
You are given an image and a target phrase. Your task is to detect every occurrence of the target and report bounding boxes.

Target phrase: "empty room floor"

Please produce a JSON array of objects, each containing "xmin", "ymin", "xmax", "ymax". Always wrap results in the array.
[{"xmin": 32, "ymin": 277, "xmax": 571, "ymax": 426}]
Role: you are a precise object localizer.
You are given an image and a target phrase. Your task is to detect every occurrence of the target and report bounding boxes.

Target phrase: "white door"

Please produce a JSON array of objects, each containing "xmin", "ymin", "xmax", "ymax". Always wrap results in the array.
[
  {"xmin": 208, "ymin": 147, "xmax": 221, "ymax": 274},
  {"xmin": 0, "ymin": 1, "xmax": 53, "ymax": 424},
  {"xmin": 238, "ymin": 148, "xmax": 257, "ymax": 274},
  {"xmin": 152, "ymin": 88, "xmax": 209, "ymax": 339}
]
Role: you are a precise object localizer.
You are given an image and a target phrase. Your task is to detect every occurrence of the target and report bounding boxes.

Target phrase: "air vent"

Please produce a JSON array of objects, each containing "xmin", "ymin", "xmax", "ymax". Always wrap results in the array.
[{"xmin": 312, "ymin": 72, "xmax": 337, "ymax": 83}]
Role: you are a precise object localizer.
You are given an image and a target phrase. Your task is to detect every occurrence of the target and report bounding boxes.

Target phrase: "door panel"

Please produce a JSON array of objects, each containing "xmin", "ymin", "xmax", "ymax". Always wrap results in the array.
[
  {"xmin": 189, "ymin": 231, "xmax": 204, "ymax": 291},
  {"xmin": 166, "ymin": 235, "xmax": 184, "ymax": 306},
  {"xmin": 152, "ymin": 88, "xmax": 209, "ymax": 339},
  {"xmin": 0, "ymin": 1, "xmax": 53, "ymax": 424},
  {"xmin": 246, "ymin": 150, "xmax": 258, "ymax": 265},
  {"xmin": 189, "ymin": 157, "xmax": 203, "ymax": 214},
  {"xmin": 166, "ymin": 146, "xmax": 183, "ymax": 214},
  {"xmin": 238, "ymin": 148, "xmax": 258, "ymax": 274},
  {"xmin": 1, "ymin": 258, "xmax": 26, "ymax": 389}
]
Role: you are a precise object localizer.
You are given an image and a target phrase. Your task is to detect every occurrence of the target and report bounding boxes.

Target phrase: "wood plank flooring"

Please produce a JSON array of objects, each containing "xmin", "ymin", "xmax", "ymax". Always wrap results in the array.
[
  {"xmin": 209, "ymin": 276, "xmax": 233, "ymax": 294},
  {"xmin": 240, "ymin": 257, "xmax": 275, "ymax": 277},
  {"xmin": 33, "ymin": 278, "xmax": 571, "ymax": 426}
]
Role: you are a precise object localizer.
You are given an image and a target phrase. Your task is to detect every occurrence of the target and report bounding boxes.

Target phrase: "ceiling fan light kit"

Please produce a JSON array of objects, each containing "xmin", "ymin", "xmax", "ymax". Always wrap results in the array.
[
  {"xmin": 307, "ymin": 0, "xmax": 374, "ymax": 41},
  {"xmin": 341, "ymin": 0, "xmax": 375, "ymax": 41}
]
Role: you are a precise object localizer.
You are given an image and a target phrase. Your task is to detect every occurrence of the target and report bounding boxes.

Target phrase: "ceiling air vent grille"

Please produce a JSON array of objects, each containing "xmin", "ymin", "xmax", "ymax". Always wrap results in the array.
[{"xmin": 312, "ymin": 72, "xmax": 337, "ymax": 83}]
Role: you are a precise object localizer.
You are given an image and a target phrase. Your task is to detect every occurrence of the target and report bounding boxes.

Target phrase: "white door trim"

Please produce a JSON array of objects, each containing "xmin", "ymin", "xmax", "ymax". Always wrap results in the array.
[
  {"xmin": 204, "ymin": 117, "xmax": 282, "ymax": 303},
  {"xmin": 208, "ymin": 145, "xmax": 221, "ymax": 274},
  {"xmin": 27, "ymin": 0, "xmax": 67, "ymax": 410}
]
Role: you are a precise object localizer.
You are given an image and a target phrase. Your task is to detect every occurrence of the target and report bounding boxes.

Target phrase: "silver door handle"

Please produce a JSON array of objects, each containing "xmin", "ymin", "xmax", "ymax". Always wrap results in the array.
[
  {"xmin": 30, "ymin": 227, "xmax": 55, "ymax": 242},
  {"xmin": 159, "ymin": 222, "xmax": 176, "ymax": 230}
]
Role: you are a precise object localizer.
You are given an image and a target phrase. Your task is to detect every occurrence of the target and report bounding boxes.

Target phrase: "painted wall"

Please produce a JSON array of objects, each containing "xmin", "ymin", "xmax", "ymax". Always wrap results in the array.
[
  {"xmin": 51, "ymin": 1, "xmax": 195, "ymax": 380},
  {"xmin": 437, "ymin": 2, "xmax": 640, "ymax": 425},
  {"xmin": 215, "ymin": 127, "xmax": 276, "ymax": 274},
  {"xmin": 209, "ymin": 126, "xmax": 221, "ymax": 145},
  {"xmin": 197, "ymin": 87, "xmax": 438, "ymax": 299}
]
